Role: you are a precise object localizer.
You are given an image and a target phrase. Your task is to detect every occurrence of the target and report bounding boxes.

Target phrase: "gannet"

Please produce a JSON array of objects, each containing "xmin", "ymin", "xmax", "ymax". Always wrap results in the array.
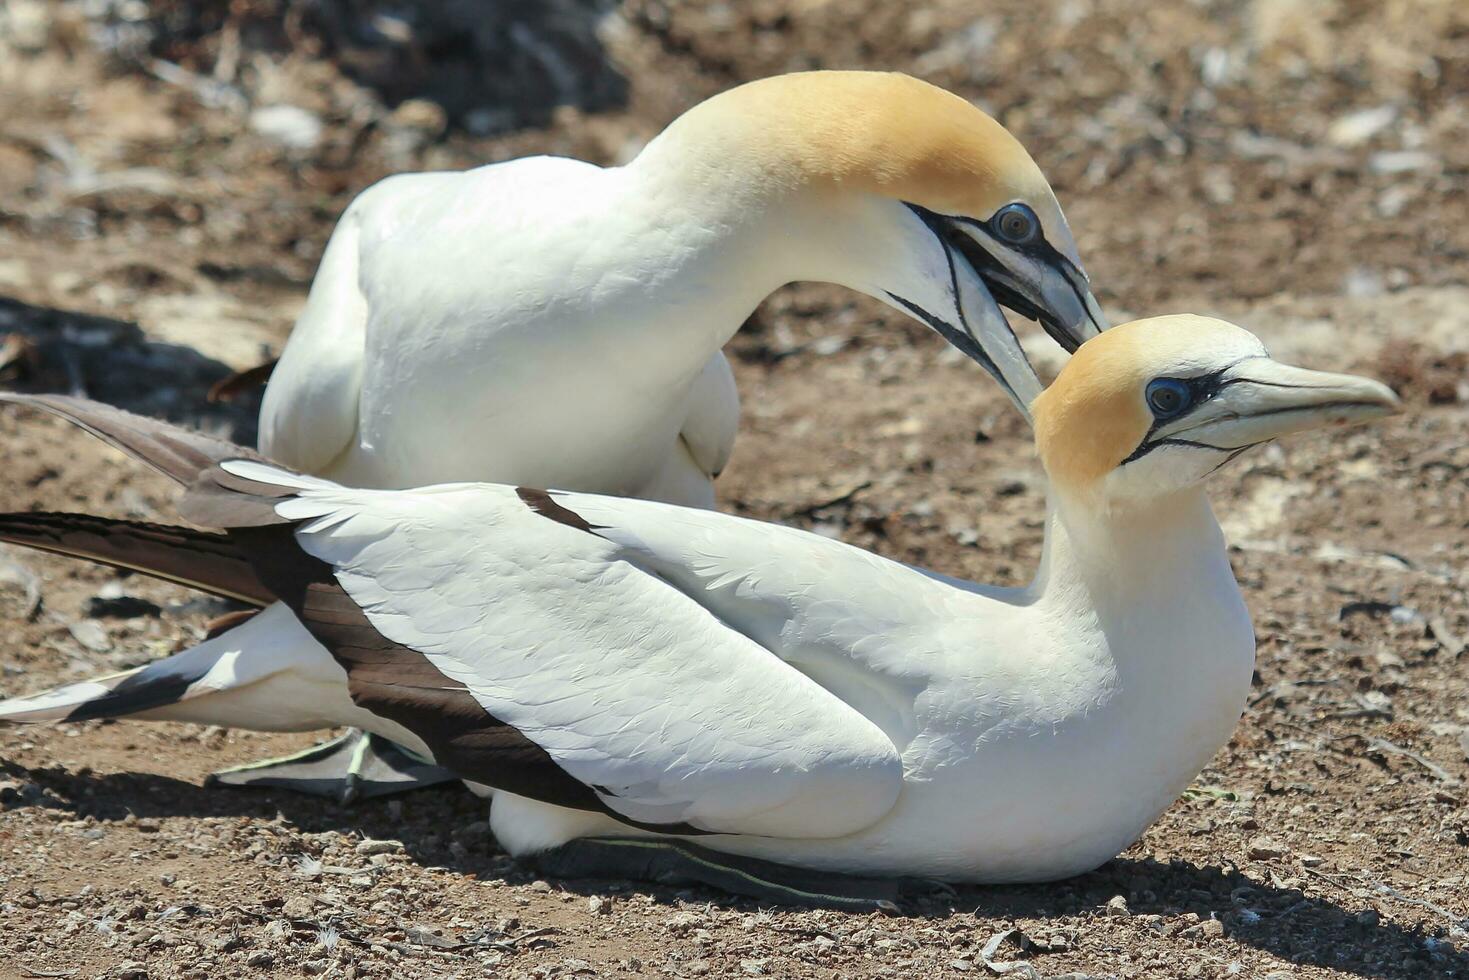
[
  {"xmin": 238, "ymin": 70, "xmax": 1110, "ymax": 795},
  {"xmin": 0, "ymin": 316, "xmax": 1396, "ymax": 906},
  {"xmin": 260, "ymin": 70, "xmax": 1105, "ymax": 504}
]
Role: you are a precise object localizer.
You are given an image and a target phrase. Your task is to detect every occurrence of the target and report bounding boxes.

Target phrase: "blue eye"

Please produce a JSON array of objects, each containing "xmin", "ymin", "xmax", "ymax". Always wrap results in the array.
[
  {"xmin": 1146, "ymin": 378, "xmax": 1192, "ymax": 419},
  {"xmin": 991, "ymin": 202, "xmax": 1040, "ymax": 244}
]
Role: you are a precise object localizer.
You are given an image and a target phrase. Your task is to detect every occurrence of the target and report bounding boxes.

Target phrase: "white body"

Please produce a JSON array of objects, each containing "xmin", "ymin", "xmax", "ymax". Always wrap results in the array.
[
  {"xmin": 0, "ymin": 476, "xmax": 1252, "ymax": 881},
  {"xmin": 462, "ymin": 488, "xmax": 1256, "ymax": 881},
  {"xmin": 8, "ymin": 315, "xmax": 1402, "ymax": 883},
  {"xmin": 261, "ymin": 157, "xmax": 741, "ymax": 504},
  {"xmin": 258, "ymin": 145, "xmax": 960, "ymax": 502}
]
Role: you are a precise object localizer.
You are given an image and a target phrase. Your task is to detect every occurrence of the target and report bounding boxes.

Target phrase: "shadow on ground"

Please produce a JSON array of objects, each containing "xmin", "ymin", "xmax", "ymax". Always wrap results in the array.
[
  {"xmin": 0, "ymin": 295, "xmax": 261, "ymax": 444},
  {"xmin": 6, "ymin": 760, "xmax": 1461, "ymax": 980},
  {"xmin": 126, "ymin": 0, "xmax": 628, "ymax": 131}
]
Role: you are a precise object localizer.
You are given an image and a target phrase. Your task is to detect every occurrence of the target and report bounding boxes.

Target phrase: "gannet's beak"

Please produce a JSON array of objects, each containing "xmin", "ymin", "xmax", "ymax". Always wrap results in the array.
[
  {"xmin": 1152, "ymin": 357, "xmax": 1402, "ymax": 450},
  {"xmin": 942, "ymin": 219, "xmax": 1109, "ymax": 353},
  {"xmin": 884, "ymin": 254, "xmax": 1043, "ymax": 423}
]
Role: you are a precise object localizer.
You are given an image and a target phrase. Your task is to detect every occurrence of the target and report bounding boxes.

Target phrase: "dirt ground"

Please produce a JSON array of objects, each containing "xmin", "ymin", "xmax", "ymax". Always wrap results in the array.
[{"xmin": 1, "ymin": 1, "xmax": 1467, "ymax": 978}]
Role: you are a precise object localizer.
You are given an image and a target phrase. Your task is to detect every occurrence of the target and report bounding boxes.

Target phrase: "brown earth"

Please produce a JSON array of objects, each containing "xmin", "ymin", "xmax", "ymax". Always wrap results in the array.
[{"xmin": 0, "ymin": 2, "xmax": 1467, "ymax": 978}]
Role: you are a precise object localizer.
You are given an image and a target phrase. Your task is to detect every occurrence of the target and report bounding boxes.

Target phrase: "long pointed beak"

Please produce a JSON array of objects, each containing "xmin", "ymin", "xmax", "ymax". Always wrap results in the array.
[
  {"xmin": 885, "ymin": 269, "xmax": 1042, "ymax": 423},
  {"xmin": 1051, "ymin": 259, "xmax": 1109, "ymax": 349},
  {"xmin": 1157, "ymin": 358, "xmax": 1402, "ymax": 448}
]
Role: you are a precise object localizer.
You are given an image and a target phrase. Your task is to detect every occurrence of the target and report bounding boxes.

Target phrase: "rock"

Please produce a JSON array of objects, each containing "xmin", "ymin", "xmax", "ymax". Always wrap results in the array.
[
  {"xmin": 1377, "ymin": 185, "xmax": 1413, "ymax": 218},
  {"xmin": 244, "ymin": 952, "xmax": 273, "ymax": 967},
  {"xmin": 1299, "ymin": 853, "xmax": 1325, "ymax": 867},
  {"xmin": 1370, "ymin": 150, "xmax": 1437, "ymax": 175},
  {"xmin": 68, "ymin": 619, "xmax": 112, "ymax": 653},
  {"xmin": 1104, "ymin": 894, "xmax": 1130, "ymax": 916},
  {"xmin": 1188, "ymin": 918, "xmax": 1225, "ymax": 939},
  {"xmin": 0, "ymin": 0, "xmax": 53, "ymax": 53},
  {"xmin": 588, "ymin": 895, "xmax": 612, "ymax": 915},
  {"xmin": 1248, "ymin": 837, "xmax": 1287, "ymax": 861},
  {"xmin": 387, "ymin": 99, "xmax": 448, "ymax": 137},
  {"xmin": 1327, "ymin": 105, "xmax": 1397, "ymax": 148},
  {"xmin": 249, "ymin": 105, "xmax": 323, "ymax": 152},
  {"xmin": 114, "ymin": 962, "xmax": 149, "ymax": 980},
  {"xmin": 282, "ymin": 895, "xmax": 313, "ymax": 919},
  {"xmin": 354, "ymin": 838, "xmax": 403, "ymax": 856},
  {"xmin": 383, "ymin": 99, "xmax": 448, "ymax": 162}
]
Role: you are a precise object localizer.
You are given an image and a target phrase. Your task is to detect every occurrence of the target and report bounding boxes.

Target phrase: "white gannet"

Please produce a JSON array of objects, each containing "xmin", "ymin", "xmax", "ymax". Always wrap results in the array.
[
  {"xmin": 232, "ymin": 70, "xmax": 1111, "ymax": 795},
  {"xmin": 0, "ymin": 315, "xmax": 1397, "ymax": 906},
  {"xmin": 259, "ymin": 70, "xmax": 1106, "ymax": 504}
]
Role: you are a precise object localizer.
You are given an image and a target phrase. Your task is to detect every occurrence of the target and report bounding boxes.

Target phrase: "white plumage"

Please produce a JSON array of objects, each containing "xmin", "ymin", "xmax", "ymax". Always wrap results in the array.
[
  {"xmin": 0, "ymin": 316, "xmax": 1399, "ymax": 885},
  {"xmin": 257, "ymin": 71, "xmax": 1105, "ymax": 501}
]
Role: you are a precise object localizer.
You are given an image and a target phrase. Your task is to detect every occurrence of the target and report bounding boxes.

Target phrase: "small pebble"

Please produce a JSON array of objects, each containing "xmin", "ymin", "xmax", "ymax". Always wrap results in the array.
[{"xmin": 1247, "ymin": 836, "xmax": 1287, "ymax": 861}]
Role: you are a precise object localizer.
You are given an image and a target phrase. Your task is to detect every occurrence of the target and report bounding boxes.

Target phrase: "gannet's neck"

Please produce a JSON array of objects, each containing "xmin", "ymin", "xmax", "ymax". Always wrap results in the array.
[
  {"xmin": 616, "ymin": 72, "xmax": 1052, "ymax": 346},
  {"xmin": 1032, "ymin": 488, "xmax": 1239, "ymax": 648},
  {"xmin": 624, "ymin": 129, "xmax": 944, "ymax": 362}
]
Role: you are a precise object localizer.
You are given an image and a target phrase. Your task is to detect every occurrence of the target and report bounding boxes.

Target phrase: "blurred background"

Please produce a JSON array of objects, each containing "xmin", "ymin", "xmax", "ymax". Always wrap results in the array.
[{"xmin": 1, "ymin": 4, "xmax": 1468, "ymax": 977}]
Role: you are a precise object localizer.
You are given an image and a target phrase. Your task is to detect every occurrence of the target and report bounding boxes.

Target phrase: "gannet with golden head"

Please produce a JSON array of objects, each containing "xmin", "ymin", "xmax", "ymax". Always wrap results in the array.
[
  {"xmin": 262, "ymin": 70, "xmax": 1103, "ymax": 506},
  {"xmin": 0, "ymin": 316, "xmax": 1393, "ymax": 907}
]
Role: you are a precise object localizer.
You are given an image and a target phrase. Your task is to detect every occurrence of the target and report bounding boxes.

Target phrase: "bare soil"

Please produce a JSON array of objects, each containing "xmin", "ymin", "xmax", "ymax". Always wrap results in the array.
[{"xmin": 0, "ymin": 2, "xmax": 1466, "ymax": 978}]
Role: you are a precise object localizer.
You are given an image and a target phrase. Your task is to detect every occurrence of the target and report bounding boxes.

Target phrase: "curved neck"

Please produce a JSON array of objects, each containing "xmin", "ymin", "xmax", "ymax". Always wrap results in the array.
[{"xmin": 627, "ymin": 134, "xmax": 942, "ymax": 338}]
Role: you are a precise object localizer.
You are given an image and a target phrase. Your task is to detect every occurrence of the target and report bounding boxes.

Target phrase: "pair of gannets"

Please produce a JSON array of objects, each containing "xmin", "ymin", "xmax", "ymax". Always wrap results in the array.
[
  {"xmin": 0, "ymin": 316, "xmax": 1398, "ymax": 905},
  {"xmin": 241, "ymin": 69, "xmax": 1106, "ymax": 792}
]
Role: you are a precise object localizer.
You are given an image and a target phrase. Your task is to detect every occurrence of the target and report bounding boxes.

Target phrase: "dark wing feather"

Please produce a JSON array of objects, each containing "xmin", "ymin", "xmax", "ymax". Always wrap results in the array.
[
  {"xmin": 1, "ymin": 396, "xmax": 692, "ymax": 830},
  {"xmin": 230, "ymin": 524, "xmax": 702, "ymax": 832},
  {"xmin": 0, "ymin": 393, "xmax": 295, "ymax": 528},
  {"xmin": 0, "ymin": 512, "xmax": 273, "ymax": 606},
  {"xmin": 208, "ymin": 358, "xmax": 278, "ymax": 403}
]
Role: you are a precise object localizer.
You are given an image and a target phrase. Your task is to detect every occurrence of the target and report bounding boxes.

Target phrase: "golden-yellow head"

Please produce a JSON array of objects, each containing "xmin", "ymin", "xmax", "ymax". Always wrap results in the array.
[
  {"xmin": 1033, "ymin": 315, "xmax": 1400, "ymax": 503},
  {"xmin": 692, "ymin": 72, "xmax": 1061, "ymax": 238},
  {"xmin": 646, "ymin": 71, "xmax": 1107, "ymax": 392}
]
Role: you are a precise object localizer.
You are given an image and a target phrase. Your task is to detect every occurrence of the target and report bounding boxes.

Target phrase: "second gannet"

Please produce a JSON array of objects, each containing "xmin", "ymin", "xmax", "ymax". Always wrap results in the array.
[
  {"xmin": 260, "ymin": 70, "xmax": 1105, "ymax": 503},
  {"xmin": 0, "ymin": 316, "xmax": 1395, "ymax": 905}
]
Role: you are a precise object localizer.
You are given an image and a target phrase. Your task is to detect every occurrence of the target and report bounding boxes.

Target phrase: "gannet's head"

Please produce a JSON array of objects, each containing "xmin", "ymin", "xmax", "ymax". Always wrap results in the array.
[
  {"xmin": 1033, "ymin": 315, "xmax": 1400, "ymax": 506},
  {"xmin": 656, "ymin": 71, "xmax": 1106, "ymax": 416}
]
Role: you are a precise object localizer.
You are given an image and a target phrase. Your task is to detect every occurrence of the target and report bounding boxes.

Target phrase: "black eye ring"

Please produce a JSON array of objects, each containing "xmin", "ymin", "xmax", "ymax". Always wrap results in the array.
[
  {"xmin": 1146, "ymin": 378, "xmax": 1193, "ymax": 420},
  {"xmin": 991, "ymin": 202, "xmax": 1040, "ymax": 245}
]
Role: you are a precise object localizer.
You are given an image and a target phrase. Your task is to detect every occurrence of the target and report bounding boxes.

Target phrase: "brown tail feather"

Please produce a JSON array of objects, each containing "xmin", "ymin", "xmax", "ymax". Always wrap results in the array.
[
  {"xmin": 0, "ymin": 512, "xmax": 274, "ymax": 606},
  {"xmin": 0, "ymin": 393, "xmax": 271, "ymax": 486},
  {"xmin": 1, "ymin": 393, "xmax": 296, "ymax": 529}
]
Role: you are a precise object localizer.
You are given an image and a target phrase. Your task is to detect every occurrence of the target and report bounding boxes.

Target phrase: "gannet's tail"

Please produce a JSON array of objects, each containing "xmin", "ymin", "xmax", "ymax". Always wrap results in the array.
[
  {"xmin": 0, "ymin": 512, "xmax": 273, "ymax": 606},
  {"xmin": 0, "ymin": 393, "xmax": 455, "ymax": 798}
]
